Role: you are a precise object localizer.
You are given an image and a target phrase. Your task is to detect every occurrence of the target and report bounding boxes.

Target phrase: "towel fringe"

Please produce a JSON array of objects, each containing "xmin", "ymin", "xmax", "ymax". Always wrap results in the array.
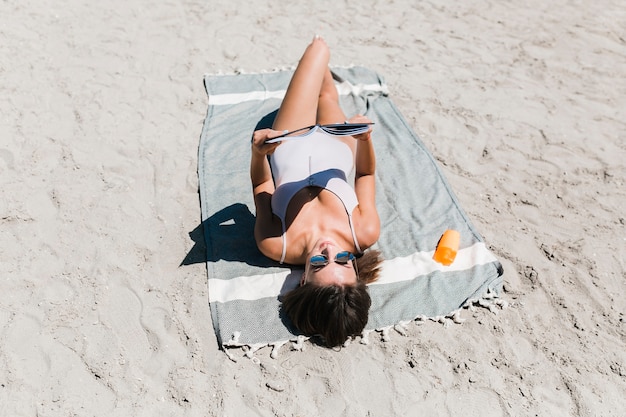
[
  {"xmin": 360, "ymin": 329, "xmax": 372, "ymax": 345},
  {"xmin": 394, "ymin": 320, "xmax": 410, "ymax": 336},
  {"xmin": 270, "ymin": 341, "xmax": 288, "ymax": 359},
  {"xmin": 228, "ymin": 331, "xmax": 241, "ymax": 345},
  {"xmin": 220, "ymin": 290, "xmax": 506, "ymax": 360},
  {"xmin": 380, "ymin": 327, "xmax": 391, "ymax": 342},
  {"xmin": 342, "ymin": 337, "xmax": 353, "ymax": 348},
  {"xmin": 244, "ymin": 343, "xmax": 266, "ymax": 358},
  {"xmin": 462, "ymin": 287, "xmax": 508, "ymax": 315},
  {"xmin": 223, "ymin": 347, "xmax": 238, "ymax": 363},
  {"xmin": 291, "ymin": 335, "xmax": 308, "ymax": 351},
  {"xmin": 452, "ymin": 310, "xmax": 466, "ymax": 324}
]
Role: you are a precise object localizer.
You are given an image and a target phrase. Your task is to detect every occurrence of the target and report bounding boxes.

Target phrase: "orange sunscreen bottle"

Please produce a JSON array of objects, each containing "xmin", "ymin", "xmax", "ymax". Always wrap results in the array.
[{"xmin": 433, "ymin": 229, "xmax": 460, "ymax": 266}]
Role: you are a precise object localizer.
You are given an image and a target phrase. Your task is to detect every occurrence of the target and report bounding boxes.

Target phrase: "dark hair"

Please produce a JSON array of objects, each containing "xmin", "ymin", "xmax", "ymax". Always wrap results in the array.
[{"xmin": 282, "ymin": 250, "xmax": 383, "ymax": 347}]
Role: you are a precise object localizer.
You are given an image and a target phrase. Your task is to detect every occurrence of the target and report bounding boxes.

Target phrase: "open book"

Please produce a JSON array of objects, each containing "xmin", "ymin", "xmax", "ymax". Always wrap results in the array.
[{"xmin": 264, "ymin": 122, "xmax": 374, "ymax": 143}]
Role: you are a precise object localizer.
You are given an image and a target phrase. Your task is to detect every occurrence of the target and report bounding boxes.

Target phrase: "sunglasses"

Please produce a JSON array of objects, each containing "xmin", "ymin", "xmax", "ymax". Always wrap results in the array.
[
  {"xmin": 310, "ymin": 251, "xmax": 356, "ymax": 267},
  {"xmin": 264, "ymin": 122, "xmax": 374, "ymax": 144}
]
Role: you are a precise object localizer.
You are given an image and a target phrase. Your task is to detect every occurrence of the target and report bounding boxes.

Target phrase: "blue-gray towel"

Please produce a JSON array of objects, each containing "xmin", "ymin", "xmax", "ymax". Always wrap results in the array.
[{"xmin": 198, "ymin": 67, "xmax": 503, "ymax": 355}]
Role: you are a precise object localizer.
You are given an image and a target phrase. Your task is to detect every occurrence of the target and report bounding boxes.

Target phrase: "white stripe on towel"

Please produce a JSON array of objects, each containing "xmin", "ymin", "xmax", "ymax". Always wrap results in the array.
[
  {"xmin": 208, "ymin": 82, "xmax": 388, "ymax": 106},
  {"xmin": 368, "ymin": 241, "xmax": 499, "ymax": 286},
  {"xmin": 208, "ymin": 242, "xmax": 498, "ymax": 303},
  {"xmin": 209, "ymin": 90, "xmax": 287, "ymax": 106}
]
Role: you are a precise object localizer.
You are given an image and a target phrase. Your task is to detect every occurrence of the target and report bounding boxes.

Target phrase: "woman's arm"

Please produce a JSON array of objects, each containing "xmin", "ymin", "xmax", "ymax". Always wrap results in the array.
[
  {"xmin": 250, "ymin": 129, "xmax": 279, "ymax": 193},
  {"xmin": 250, "ymin": 129, "xmax": 283, "ymax": 257},
  {"xmin": 352, "ymin": 122, "xmax": 381, "ymax": 247}
]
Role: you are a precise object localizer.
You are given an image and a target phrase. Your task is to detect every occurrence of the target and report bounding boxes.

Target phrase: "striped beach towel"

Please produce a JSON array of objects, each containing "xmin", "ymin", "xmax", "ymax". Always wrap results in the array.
[{"xmin": 198, "ymin": 66, "xmax": 504, "ymax": 358}]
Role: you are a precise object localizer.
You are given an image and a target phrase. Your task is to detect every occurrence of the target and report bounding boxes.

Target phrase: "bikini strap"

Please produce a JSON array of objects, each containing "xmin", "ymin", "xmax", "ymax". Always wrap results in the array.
[
  {"xmin": 279, "ymin": 222, "xmax": 287, "ymax": 264},
  {"xmin": 348, "ymin": 215, "xmax": 363, "ymax": 254}
]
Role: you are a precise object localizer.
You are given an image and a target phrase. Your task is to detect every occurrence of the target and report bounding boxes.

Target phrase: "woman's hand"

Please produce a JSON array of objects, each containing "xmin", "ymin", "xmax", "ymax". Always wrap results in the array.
[
  {"xmin": 251, "ymin": 129, "xmax": 283, "ymax": 156},
  {"xmin": 347, "ymin": 115, "xmax": 373, "ymax": 141}
]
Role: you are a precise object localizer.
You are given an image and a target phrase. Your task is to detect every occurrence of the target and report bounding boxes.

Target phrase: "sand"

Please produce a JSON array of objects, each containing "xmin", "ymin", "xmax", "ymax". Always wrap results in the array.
[{"xmin": 1, "ymin": 0, "xmax": 624, "ymax": 415}]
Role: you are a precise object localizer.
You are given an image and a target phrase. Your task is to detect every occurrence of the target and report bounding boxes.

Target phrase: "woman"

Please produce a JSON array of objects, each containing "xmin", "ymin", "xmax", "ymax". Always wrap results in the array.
[{"xmin": 250, "ymin": 36, "xmax": 382, "ymax": 347}]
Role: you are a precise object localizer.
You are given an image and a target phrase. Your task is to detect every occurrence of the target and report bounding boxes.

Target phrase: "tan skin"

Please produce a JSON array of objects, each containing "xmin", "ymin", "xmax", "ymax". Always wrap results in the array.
[{"xmin": 250, "ymin": 37, "xmax": 380, "ymax": 286}]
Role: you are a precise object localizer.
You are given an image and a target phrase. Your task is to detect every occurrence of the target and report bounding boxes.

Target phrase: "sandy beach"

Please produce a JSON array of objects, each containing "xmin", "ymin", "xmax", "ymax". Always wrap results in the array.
[{"xmin": 1, "ymin": 0, "xmax": 625, "ymax": 416}]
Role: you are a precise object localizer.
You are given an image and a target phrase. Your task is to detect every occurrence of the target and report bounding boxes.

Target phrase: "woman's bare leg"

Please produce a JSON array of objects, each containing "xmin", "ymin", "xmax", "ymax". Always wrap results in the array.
[
  {"xmin": 272, "ymin": 37, "xmax": 330, "ymax": 132},
  {"xmin": 316, "ymin": 67, "xmax": 357, "ymax": 156},
  {"xmin": 315, "ymin": 67, "xmax": 344, "ymax": 124}
]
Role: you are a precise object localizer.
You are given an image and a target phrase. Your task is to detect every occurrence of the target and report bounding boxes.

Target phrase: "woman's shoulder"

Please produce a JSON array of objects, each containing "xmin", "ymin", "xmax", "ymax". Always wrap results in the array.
[
  {"xmin": 353, "ymin": 209, "xmax": 381, "ymax": 251},
  {"xmin": 256, "ymin": 235, "xmax": 284, "ymax": 263}
]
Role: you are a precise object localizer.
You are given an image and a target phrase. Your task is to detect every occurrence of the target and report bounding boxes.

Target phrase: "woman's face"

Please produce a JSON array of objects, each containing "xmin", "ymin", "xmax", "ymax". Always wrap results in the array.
[{"xmin": 301, "ymin": 238, "xmax": 358, "ymax": 287}]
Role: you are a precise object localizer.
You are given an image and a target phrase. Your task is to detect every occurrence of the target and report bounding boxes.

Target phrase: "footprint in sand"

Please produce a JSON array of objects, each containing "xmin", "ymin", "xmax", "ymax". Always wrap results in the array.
[{"xmin": 98, "ymin": 284, "xmax": 156, "ymax": 367}]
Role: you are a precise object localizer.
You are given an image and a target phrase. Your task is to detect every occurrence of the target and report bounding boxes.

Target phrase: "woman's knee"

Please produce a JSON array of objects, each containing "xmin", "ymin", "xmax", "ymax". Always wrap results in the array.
[
  {"xmin": 304, "ymin": 36, "xmax": 330, "ymax": 62},
  {"xmin": 318, "ymin": 88, "xmax": 338, "ymax": 103}
]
